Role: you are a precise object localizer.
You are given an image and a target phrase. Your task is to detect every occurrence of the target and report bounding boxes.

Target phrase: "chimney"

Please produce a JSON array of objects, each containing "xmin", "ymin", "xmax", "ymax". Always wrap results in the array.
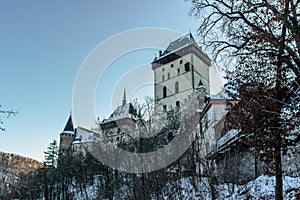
[
  {"xmin": 122, "ymin": 88, "xmax": 126, "ymax": 106},
  {"xmin": 159, "ymin": 50, "xmax": 162, "ymax": 57}
]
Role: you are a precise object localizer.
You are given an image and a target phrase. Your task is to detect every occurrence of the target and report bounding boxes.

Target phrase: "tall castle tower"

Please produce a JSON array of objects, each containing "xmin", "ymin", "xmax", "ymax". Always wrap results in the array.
[
  {"xmin": 59, "ymin": 115, "xmax": 75, "ymax": 153},
  {"xmin": 151, "ymin": 33, "xmax": 211, "ymax": 111}
]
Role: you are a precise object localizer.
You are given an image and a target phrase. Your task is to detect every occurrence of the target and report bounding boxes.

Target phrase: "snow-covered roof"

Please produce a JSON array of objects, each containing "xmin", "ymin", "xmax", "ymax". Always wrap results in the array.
[
  {"xmin": 211, "ymin": 83, "xmax": 238, "ymax": 100},
  {"xmin": 211, "ymin": 88, "xmax": 228, "ymax": 99},
  {"xmin": 62, "ymin": 130, "xmax": 75, "ymax": 135},
  {"xmin": 197, "ymin": 85, "xmax": 207, "ymax": 90},
  {"xmin": 215, "ymin": 129, "xmax": 245, "ymax": 153},
  {"xmin": 101, "ymin": 103, "xmax": 136, "ymax": 124},
  {"xmin": 162, "ymin": 33, "xmax": 197, "ymax": 56},
  {"xmin": 152, "ymin": 33, "xmax": 199, "ymax": 62},
  {"xmin": 72, "ymin": 126, "xmax": 100, "ymax": 144},
  {"xmin": 152, "ymin": 33, "xmax": 211, "ymax": 66}
]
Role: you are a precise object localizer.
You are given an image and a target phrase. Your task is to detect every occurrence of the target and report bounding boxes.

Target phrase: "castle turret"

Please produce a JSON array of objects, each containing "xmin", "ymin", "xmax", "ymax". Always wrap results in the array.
[
  {"xmin": 59, "ymin": 115, "xmax": 75, "ymax": 153},
  {"xmin": 196, "ymin": 80, "xmax": 208, "ymax": 110}
]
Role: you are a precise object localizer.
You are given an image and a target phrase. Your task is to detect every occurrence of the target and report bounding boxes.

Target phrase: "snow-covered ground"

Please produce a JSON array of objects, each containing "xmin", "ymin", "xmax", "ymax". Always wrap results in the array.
[
  {"xmin": 65, "ymin": 175, "xmax": 300, "ymax": 199},
  {"xmin": 161, "ymin": 175, "xmax": 300, "ymax": 200}
]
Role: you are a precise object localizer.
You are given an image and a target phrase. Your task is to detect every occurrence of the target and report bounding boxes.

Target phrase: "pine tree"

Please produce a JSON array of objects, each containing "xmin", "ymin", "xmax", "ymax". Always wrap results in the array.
[{"xmin": 44, "ymin": 139, "xmax": 59, "ymax": 167}]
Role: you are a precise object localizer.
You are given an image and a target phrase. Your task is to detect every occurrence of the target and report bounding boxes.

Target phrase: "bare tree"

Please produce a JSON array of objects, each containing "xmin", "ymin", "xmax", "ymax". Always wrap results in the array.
[
  {"xmin": 0, "ymin": 105, "xmax": 17, "ymax": 131},
  {"xmin": 189, "ymin": 0, "xmax": 299, "ymax": 75},
  {"xmin": 189, "ymin": 0, "xmax": 299, "ymax": 199}
]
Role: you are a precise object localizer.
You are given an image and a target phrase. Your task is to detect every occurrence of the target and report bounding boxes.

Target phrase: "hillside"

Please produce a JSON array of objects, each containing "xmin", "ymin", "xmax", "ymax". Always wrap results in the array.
[
  {"xmin": 39, "ymin": 174, "xmax": 300, "ymax": 199},
  {"xmin": 0, "ymin": 151, "xmax": 42, "ymax": 198},
  {"xmin": 160, "ymin": 175, "xmax": 300, "ymax": 199}
]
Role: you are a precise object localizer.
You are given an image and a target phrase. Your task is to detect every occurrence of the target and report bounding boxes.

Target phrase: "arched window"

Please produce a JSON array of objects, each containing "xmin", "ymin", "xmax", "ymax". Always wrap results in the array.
[
  {"xmin": 175, "ymin": 81, "xmax": 179, "ymax": 94},
  {"xmin": 163, "ymin": 86, "xmax": 167, "ymax": 98}
]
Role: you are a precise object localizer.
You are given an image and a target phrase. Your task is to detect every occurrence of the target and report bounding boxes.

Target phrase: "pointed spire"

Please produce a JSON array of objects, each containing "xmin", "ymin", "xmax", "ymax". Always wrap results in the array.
[
  {"xmin": 197, "ymin": 80, "xmax": 206, "ymax": 90},
  {"xmin": 198, "ymin": 80, "xmax": 204, "ymax": 87},
  {"xmin": 63, "ymin": 115, "xmax": 74, "ymax": 132},
  {"xmin": 122, "ymin": 87, "xmax": 127, "ymax": 106}
]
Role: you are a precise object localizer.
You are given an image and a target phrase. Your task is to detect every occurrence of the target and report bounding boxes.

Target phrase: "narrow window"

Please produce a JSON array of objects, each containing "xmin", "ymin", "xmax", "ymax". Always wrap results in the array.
[
  {"xmin": 163, "ymin": 105, "xmax": 167, "ymax": 112},
  {"xmin": 180, "ymin": 60, "xmax": 183, "ymax": 64},
  {"xmin": 171, "ymin": 64, "xmax": 174, "ymax": 68},
  {"xmin": 176, "ymin": 101, "xmax": 180, "ymax": 107},
  {"xmin": 162, "ymin": 68, "xmax": 165, "ymax": 72},
  {"xmin": 175, "ymin": 81, "xmax": 179, "ymax": 94},
  {"xmin": 168, "ymin": 73, "xmax": 170, "ymax": 79},
  {"xmin": 163, "ymin": 86, "xmax": 167, "ymax": 98},
  {"xmin": 162, "ymin": 75, "xmax": 165, "ymax": 81},
  {"xmin": 185, "ymin": 62, "xmax": 190, "ymax": 72},
  {"xmin": 204, "ymin": 115, "xmax": 208, "ymax": 130},
  {"xmin": 177, "ymin": 68, "xmax": 180, "ymax": 75}
]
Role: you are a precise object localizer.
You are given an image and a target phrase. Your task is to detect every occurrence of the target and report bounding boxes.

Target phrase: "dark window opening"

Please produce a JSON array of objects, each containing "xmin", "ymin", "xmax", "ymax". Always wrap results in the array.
[
  {"xmin": 180, "ymin": 60, "xmax": 183, "ymax": 64},
  {"xmin": 162, "ymin": 75, "xmax": 165, "ymax": 81},
  {"xmin": 162, "ymin": 68, "xmax": 165, "ymax": 72},
  {"xmin": 163, "ymin": 105, "xmax": 167, "ymax": 111},
  {"xmin": 163, "ymin": 86, "xmax": 167, "ymax": 98},
  {"xmin": 185, "ymin": 62, "xmax": 190, "ymax": 72},
  {"xmin": 168, "ymin": 73, "xmax": 170, "ymax": 79},
  {"xmin": 176, "ymin": 101, "xmax": 180, "ymax": 107},
  {"xmin": 171, "ymin": 64, "xmax": 174, "ymax": 68},
  {"xmin": 204, "ymin": 115, "xmax": 209, "ymax": 130},
  {"xmin": 177, "ymin": 68, "xmax": 180, "ymax": 75},
  {"xmin": 175, "ymin": 81, "xmax": 179, "ymax": 94}
]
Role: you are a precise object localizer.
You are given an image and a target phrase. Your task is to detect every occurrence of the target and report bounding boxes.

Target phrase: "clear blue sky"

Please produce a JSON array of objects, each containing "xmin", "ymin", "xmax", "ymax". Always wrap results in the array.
[{"xmin": 0, "ymin": 1, "xmax": 205, "ymax": 161}]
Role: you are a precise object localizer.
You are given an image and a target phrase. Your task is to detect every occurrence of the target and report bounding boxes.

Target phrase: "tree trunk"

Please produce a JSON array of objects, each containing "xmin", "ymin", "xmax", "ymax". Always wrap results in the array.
[
  {"xmin": 275, "ymin": 147, "xmax": 283, "ymax": 200},
  {"xmin": 274, "ymin": 0, "xmax": 289, "ymax": 199},
  {"xmin": 44, "ymin": 172, "xmax": 49, "ymax": 200}
]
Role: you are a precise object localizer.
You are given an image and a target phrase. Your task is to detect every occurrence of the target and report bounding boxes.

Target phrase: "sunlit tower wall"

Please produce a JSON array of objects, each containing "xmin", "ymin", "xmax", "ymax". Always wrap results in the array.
[{"xmin": 151, "ymin": 33, "xmax": 211, "ymax": 111}]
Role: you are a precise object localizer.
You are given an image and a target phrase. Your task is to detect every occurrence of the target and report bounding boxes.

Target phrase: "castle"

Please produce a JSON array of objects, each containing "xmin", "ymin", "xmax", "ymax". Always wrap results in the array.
[
  {"xmin": 59, "ymin": 33, "xmax": 216, "ymax": 152},
  {"xmin": 57, "ymin": 33, "xmax": 239, "ymax": 176},
  {"xmin": 58, "ymin": 33, "xmax": 300, "ymax": 181}
]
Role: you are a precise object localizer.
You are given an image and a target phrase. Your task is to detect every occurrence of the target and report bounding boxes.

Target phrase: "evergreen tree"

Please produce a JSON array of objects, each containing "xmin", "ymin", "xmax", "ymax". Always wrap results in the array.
[{"xmin": 44, "ymin": 139, "xmax": 59, "ymax": 167}]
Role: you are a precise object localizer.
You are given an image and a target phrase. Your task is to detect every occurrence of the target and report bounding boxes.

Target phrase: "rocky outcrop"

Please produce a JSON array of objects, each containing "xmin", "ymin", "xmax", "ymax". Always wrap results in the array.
[{"xmin": 0, "ymin": 151, "xmax": 42, "ymax": 197}]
